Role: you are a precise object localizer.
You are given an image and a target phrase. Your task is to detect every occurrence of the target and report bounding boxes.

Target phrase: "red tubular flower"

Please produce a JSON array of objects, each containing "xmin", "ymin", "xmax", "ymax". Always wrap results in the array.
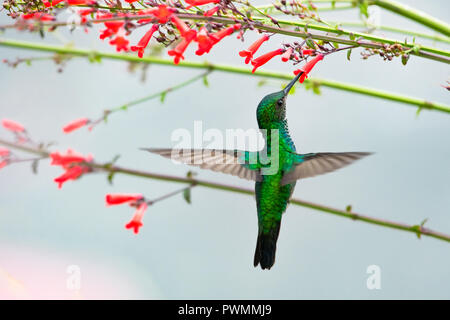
[
  {"xmin": 302, "ymin": 49, "xmax": 315, "ymax": 55},
  {"xmin": 209, "ymin": 24, "xmax": 240, "ymax": 45},
  {"xmin": 195, "ymin": 27, "xmax": 215, "ymax": 56},
  {"xmin": 171, "ymin": 15, "xmax": 197, "ymax": 42},
  {"xmin": 204, "ymin": 6, "xmax": 220, "ymax": 17},
  {"xmin": 125, "ymin": 0, "xmax": 139, "ymax": 3},
  {"xmin": 0, "ymin": 147, "xmax": 9, "ymax": 157},
  {"xmin": 154, "ymin": 4, "xmax": 174, "ymax": 23},
  {"xmin": 293, "ymin": 53, "xmax": 324, "ymax": 83},
  {"xmin": 281, "ymin": 48, "xmax": 293, "ymax": 62},
  {"xmin": 185, "ymin": 0, "xmax": 220, "ymax": 6},
  {"xmin": 125, "ymin": 202, "xmax": 148, "ymax": 234},
  {"xmin": 22, "ymin": 12, "xmax": 55, "ymax": 21},
  {"xmin": 106, "ymin": 193, "xmax": 143, "ymax": 206},
  {"xmin": 2, "ymin": 119, "xmax": 25, "ymax": 133},
  {"xmin": 168, "ymin": 39, "xmax": 193, "ymax": 64},
  {"xmin": 251, "ymin": 48, "xmax": 284, "ymax": 73},
  {"xmin": 110, "ymin": 35, "xmax": 129, "ymax": 52},
  {"xmin": 97, "ymin": 13, "xmax": 125, "ymax": 40},
  {"xmin": 51, "ymin": 149, "xmax": 92, "ymax": 188},
  {"xmin": 42, "ymin": 0, "xmax": 64, "ymax": 7},
  {"xmin": 50, "ymin": 149, "xmax": 92, "ymax": 167},
  {"xmin": 54, "ymin": 166, "xmax": 85, "ymax": 189},
  {"xmin": 0, "ymin": 160, "xmax": 8, "ymax": 170},
  {"xmin": 131, "ymin": 24, "xmax": 159, "ymax": 58},
  {"xmin": 63, "ymin": 118, "xmax": 90, "ymax": 134},
  {"xmin": 239, "ymin": 34, "xmax": 269, "ymax": 64}
]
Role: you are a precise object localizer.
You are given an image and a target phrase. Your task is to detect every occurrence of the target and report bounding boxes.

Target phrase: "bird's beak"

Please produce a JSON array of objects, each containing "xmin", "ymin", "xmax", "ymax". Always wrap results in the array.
[{"xmin": 283, "ymin": 72, "xmax": 303, "ymax": 96}]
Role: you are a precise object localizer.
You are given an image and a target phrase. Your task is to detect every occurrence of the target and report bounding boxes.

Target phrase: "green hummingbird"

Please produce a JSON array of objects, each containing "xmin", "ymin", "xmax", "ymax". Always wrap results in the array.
[{"xmin": 145, "ymin": 72, "xmax": 371, "ymax": 270}]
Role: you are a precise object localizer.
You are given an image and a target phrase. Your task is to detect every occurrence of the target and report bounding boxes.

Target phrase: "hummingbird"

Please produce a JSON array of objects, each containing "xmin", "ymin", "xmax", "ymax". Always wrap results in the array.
[{"xmin": 145, "ymin": 72, "xmax": 371, "ymax": 270}]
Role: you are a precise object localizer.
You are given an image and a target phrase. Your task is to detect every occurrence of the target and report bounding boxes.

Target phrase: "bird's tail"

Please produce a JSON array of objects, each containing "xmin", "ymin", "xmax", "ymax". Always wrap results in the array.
[{"xmin": 253, "ymin": 222, "xmax": 281, "ymax": 270}]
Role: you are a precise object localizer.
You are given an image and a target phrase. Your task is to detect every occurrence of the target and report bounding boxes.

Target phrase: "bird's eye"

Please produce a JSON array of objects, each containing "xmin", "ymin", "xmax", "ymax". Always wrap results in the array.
[{"xmin": 277, "ymin": 99, "xmax": 284, "ymax": 107}]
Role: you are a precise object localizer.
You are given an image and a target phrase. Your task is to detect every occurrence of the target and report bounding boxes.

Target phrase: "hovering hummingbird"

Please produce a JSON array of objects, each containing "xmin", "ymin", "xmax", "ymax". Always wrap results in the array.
[{"xmin": 145, "ymin": 72, "xmax": 371, "ymax": 270}]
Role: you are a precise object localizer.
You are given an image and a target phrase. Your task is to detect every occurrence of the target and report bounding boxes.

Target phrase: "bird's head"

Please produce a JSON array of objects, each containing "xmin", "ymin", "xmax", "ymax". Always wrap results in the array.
[{"xmin": 256, "ymin": 72, "xmax": 303, "ymax": 129}]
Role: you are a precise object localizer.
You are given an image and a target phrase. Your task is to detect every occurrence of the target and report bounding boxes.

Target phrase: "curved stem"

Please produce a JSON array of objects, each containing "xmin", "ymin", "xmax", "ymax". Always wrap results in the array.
[
  {"xmin": 0, "ymin": 138, "xmax": 448, "ymax": 243},
  {"xmin": 372, "ymin": 0, "xmax": 450, "ymax": 37},
  {"xmin": 0, "ymin": 38, "xmax": 448, "ymax": 114}
]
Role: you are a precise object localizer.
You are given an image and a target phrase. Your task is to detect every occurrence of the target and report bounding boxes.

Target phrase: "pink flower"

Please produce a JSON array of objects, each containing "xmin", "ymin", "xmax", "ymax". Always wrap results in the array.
[
  {"xmin": 106, "ymin": 193, "xmax": 143, "ymax": 206},
  {"xmin": 63, "ymin": 118, "xmax": 90, "ymax": 134},
  {"xmin": 251, "ymin": 48, "xmax": 284, "ymax": 73},
  {"xmin": 293, "ymin": 53, "xmax": 324, "ymax": 83},
  {"xmin": 239, "ymin": 34, "xmax": 269, "ymax": 64},
  {"xmin": 125, "ymin": 202, "xmax": 148, "ymax": 234},
  {"xmin": 2, "ymin": 119, "xmax": 25, "ymax": 133},
  {"xmin": 131, "ymin": 24, "xmax": 159, "ymax": 58}
]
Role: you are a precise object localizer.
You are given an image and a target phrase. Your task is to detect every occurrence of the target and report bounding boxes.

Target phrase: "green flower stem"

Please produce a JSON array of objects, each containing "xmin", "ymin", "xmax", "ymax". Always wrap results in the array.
[
  {"xmin": 372, "ymin": 0, "xmax": 450, "ymax": 37},
  {"xmin": 1, "ymin": 38, "xmax": 448, "ymax": 114},
  {"xmin": 0, "ymin": 137, "xmax": 449, "ymax": 243},
  {"xmin": 329, "ymin": 21, "xmax": 450, "ymax": 45}
]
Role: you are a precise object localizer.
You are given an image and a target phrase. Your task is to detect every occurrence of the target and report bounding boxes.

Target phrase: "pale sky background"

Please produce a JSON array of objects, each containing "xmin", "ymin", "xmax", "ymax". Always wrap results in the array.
[{"xmin": 0, "ymin": 1, "xmax": 449, "ymax": 299}]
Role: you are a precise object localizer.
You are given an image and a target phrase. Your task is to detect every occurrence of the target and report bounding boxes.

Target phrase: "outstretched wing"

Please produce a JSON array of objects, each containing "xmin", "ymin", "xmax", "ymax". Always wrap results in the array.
[
  {"xmin": 144, "ymin": 148, "xmax": 262, "ymax": 181},
  {"xmin": 281, "ymin": 152, "xmax": 372, "ymax": 185}
]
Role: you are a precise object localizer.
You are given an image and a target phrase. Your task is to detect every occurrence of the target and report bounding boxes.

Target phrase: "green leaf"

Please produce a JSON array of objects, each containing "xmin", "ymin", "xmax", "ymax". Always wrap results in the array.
[
  {"xmin": 107, "ymin": 172, "xmax": 115, "ymax": 185},
  {"xmin": 203, "ymin": 75, "xmax": 209, "ymax": 87},
  {"xmin": 359, "ymin": 0, "xmax": 369, "ymax": 18},
  {"xmin": 332, "ymin": 42, "xmax": 339, "ymax": 49},
  {"xmin": 305, "ymin": 39, "xmax": 316, "ymax": 49},
  {"xmin": 346, "ymin": 205, "xmax": 352, "ymax": 212},
  {"xmin": 160, "ymin": 91, "xmax": 167, "ymax": 103},
  {"xmin": 347, "ymin": 49, "xmax": 352, "ymax": 61},
  {"xmin": 349, "ymin": 33, "xmax": 355, "ymax": 41},
  {"xmin": 183, "ymin": 188, "xmax": 191, "ymax": 204},
  {"xmin": 257, "ymin": 79, "xmax": 268, "ymax": 87}
]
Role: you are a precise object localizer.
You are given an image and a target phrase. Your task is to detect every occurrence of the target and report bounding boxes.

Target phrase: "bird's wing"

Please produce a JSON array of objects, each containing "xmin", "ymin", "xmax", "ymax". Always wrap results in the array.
[
  {"xmin": 144, "ymin": 148, "xmax": 262, "ymax": 181},
  {"xmin": 280, "ymin": 152, "xmax": 372, "ymax": 185}
]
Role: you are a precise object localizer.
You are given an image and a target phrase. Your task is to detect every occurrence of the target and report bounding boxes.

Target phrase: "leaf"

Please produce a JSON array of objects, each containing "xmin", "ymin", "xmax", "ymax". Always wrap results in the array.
[
  {"xmin": 183, "ymin": 188, "xmax": 191, "ymax": 204},
  {"xmin": 257, "ymin": 79, "xmax": 268, "ymax": 87},
  {"xmin": 359, "ymin": 0, "xmax": 369, "ymax": 18},
  {"xmin": 347, "ymin": 49, "xmax": 352, "ymax": 61},
  {"xmin": 346, "ymin": 205, "xmax": 352, "ymax": 212},
  {"xmin": 107, "ymin": 172, "xmax": 115, "ymax": 185},
  {"xmin": 203, "ymin": 75, "xmax": 209, "ymax": 87},
  {"xmin": 160, "ymin": 91, "xmax": 167, "ymax": 103},
  {"xmin": 332, "ymin": 42, "xmax": 339, "ymax": 49},
  {"xmin": 305, "ymin": 39, "xmax": 316, "ymax": 49},
  {"xmin": 31, "ymin": 160, "xmax": 39, "ymax": 175}
]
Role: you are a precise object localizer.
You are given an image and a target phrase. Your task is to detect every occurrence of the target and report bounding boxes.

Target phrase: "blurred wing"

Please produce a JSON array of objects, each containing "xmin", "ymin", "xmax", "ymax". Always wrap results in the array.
[
  {"xmin": 281, "ymin": 152, "xmax": 372, "ymax": 185},
  {"xmin": 144, "ymin": 148, "xmax": 262, "ymax": 181}
]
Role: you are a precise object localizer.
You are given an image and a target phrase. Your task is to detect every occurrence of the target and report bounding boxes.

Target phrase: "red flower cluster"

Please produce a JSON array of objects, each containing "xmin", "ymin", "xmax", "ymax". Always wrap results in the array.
[
  {"xmin": 50, "ymin": 149, "xmax": 93, "ymax": 188},
  {"xmin": 22, "ymin": 12, "xmax": 55, "ymax": 21},
  {"xmin": 105, "ymin": 193, "xmax": 148, "ymax": 234}
]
